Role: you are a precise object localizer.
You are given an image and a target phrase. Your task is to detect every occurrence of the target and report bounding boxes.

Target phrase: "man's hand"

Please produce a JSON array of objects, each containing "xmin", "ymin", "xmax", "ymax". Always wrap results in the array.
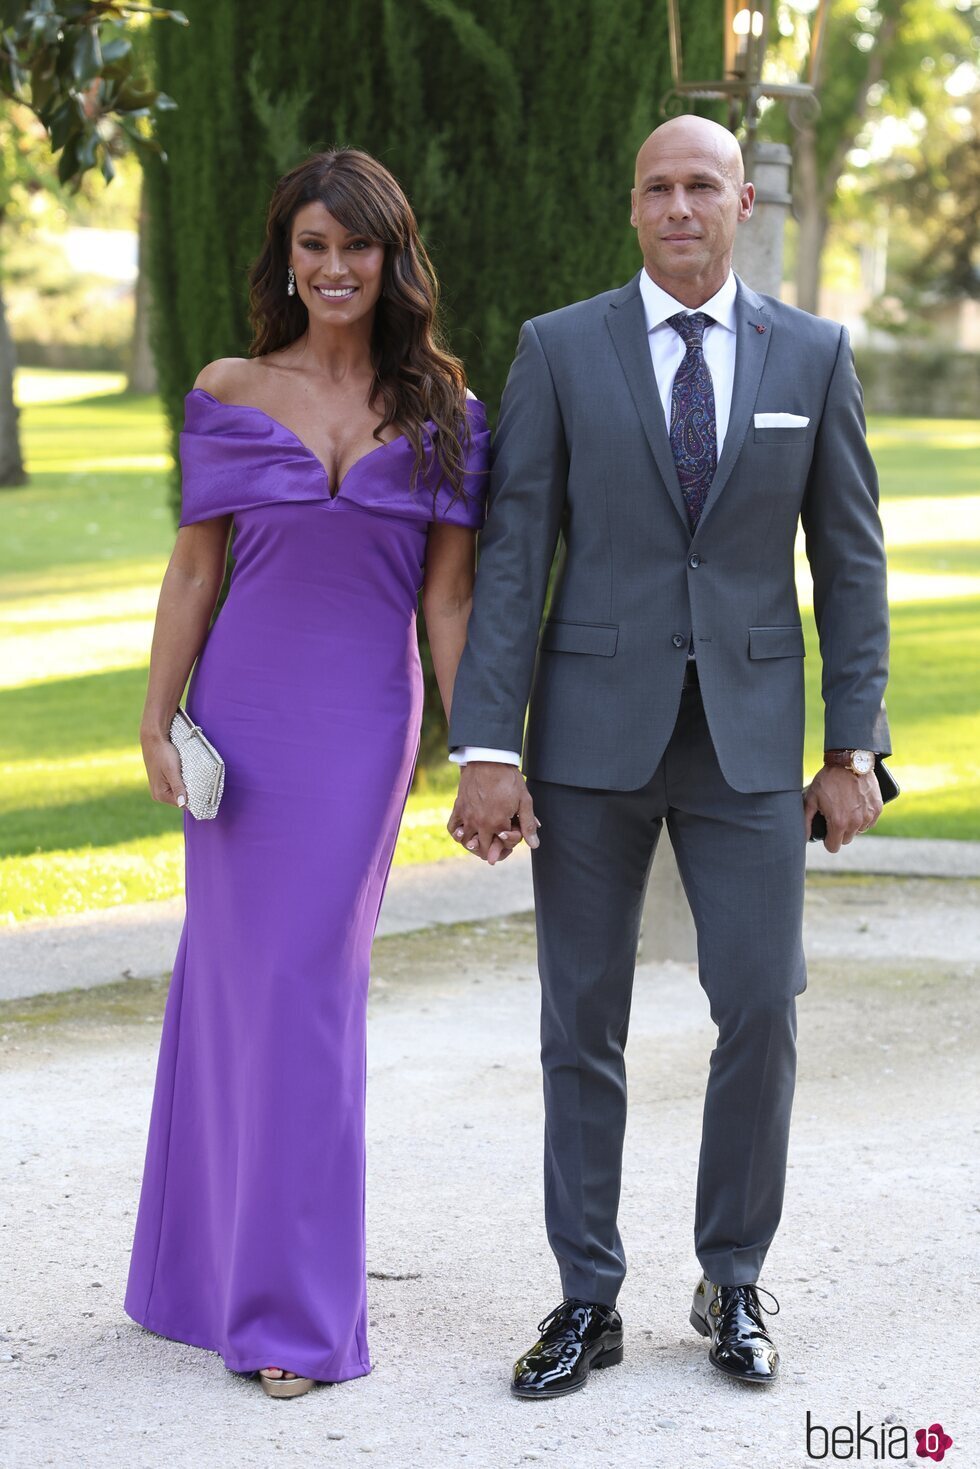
[
  {"xmin": 804, "ymin": 764, "xmax": 882, "ymax": 852},
  {"xmin": 448, "ymin": 762, "xmax": 540, "ymax": 865}
]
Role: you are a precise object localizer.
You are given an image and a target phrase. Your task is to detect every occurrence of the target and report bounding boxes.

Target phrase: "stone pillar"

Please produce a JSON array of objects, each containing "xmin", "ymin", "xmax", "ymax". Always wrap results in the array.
[
  {"xmin": 732, "ymin": 141, "xmax": 793, "ymax": 298},
  {"xmin": 639, "ymin": 830, "xmax": 698, "ymax": 963},
  {"xmin": 638, "ymin": 140, "xmax": 793, "ymax": 966}
]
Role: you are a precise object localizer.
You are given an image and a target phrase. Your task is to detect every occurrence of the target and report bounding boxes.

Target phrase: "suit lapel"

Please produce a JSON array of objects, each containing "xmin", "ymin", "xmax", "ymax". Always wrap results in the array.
[
  {"xmin": 605, "ymin": 275, "xmax": 690, "ymax": 530},
  {"xmin": 694, "ymin": 278, "xmax": 772, "ymax": 534}
]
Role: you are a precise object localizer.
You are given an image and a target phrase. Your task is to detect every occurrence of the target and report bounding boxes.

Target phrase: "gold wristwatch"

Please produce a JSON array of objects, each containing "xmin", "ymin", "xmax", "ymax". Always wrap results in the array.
[{"xmin": 824, "ymin": 748, "xmax": 876, "ymax": 776}]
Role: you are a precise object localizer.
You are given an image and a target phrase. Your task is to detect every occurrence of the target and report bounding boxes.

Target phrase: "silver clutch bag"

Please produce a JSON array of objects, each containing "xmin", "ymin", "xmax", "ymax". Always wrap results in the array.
[{"xmin": 169, "ymin": 706, "xmax": 225, "ymax": 819}]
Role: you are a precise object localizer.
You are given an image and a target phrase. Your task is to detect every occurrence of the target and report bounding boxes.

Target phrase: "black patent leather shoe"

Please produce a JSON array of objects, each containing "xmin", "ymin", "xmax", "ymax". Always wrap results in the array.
[
  {"xmin": 690, "ymin": 1275, "xmax": 780, "ymax": 1384},
  {"xmin": 511, "ymin": 1298, "xmax": 624, "ymax": 1399}
]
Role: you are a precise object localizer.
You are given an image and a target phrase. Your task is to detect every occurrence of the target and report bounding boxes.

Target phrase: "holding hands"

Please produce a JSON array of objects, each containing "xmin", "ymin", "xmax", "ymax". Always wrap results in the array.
[
  {"xmin": 448, "ymin": 762, "xmax": 541, "ymax": 865},
  {"xmin": 451, "ymin": 760, "xmax": 883, "ymax": 860}
]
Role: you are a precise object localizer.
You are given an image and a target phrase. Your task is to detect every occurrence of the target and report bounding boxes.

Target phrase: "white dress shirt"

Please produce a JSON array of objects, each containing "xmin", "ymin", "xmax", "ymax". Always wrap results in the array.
[
  {"xmin": 639, "ymin": 267, "xmax": 737, "ymax": 456},
  {"xmin": 451, "ymin": 269, "xmax": 739, "ymax": 769}
]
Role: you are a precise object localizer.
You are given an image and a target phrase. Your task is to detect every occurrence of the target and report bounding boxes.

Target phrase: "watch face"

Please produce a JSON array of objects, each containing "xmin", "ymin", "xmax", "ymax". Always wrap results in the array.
[{"xmin": 852, "ymin": 750, "xmax": 875, "ymax": 775}]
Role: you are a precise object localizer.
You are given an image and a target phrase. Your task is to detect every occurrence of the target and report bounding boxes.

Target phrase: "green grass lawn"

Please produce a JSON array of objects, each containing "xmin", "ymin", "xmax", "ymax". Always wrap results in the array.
[
  {"xmin": 1, "ymin": 369, "xmax": 977, "ymax": 924},
  {"xmin": 798, "ymin": 417, "xmax": 980, "ymax": 839}
]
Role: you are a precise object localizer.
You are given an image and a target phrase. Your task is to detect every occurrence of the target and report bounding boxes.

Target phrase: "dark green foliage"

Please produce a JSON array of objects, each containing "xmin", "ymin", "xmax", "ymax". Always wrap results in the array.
[
  {"xmin": 0, "ymin": 1, "xmax": 184, "ymax": 187},
  {"xmin": 146, "ymin": 0, "xmax": 720, "ymax": 759}
]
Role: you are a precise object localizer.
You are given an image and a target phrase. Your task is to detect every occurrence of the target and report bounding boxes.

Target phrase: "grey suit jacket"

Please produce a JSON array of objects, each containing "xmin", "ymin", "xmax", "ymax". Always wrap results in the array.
[{"xmin": 448, "ymin": 272, "xmax": 890, "ymax": 793}]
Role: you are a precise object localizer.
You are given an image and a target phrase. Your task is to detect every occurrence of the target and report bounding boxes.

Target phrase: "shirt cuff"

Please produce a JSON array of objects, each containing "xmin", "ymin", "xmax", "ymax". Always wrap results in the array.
[{"xmin": 449, "ymin": 746, "xmax": 522, "ymax": 767}]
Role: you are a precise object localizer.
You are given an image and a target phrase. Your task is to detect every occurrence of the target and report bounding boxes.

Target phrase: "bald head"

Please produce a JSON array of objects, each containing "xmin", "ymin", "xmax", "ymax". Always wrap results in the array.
[
  {"xmin": 629, "ymin": 114, "xmax": 753, "ymax": 307},
  {"xmin": 635, "ymin": 115, "xmax": 745, "ymax": 189}
]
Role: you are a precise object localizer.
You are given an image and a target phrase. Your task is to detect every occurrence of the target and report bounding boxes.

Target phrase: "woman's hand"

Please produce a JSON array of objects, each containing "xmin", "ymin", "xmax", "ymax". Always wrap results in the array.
[{"xmin": 141, "ymin": 729, "xmax": 189, "ymax": 809}]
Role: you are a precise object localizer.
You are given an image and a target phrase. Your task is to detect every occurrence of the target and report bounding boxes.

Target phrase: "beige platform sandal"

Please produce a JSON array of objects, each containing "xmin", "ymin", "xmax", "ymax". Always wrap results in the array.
[{"xmin": 258, "ymin": 1367, "xmax": 316, "ymax": 1398}]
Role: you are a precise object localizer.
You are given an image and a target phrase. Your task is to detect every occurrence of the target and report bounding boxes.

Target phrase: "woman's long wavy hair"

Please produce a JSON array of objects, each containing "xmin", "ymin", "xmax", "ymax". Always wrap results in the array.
[{"xmin": 248, "ymin": 148, "xmax": 472, "ymax": 502}]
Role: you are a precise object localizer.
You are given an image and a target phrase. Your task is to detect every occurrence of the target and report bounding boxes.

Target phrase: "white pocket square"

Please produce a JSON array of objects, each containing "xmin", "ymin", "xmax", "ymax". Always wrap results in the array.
[{"xmin": 754, "ymin": 412, "xmax": 810, "ymax": 428}]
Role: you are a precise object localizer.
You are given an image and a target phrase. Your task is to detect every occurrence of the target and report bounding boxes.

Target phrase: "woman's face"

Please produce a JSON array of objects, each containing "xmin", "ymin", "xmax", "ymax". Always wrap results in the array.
[{"xmin": 288, "ymin": 200, "xmax": 385, "ymax": 326}]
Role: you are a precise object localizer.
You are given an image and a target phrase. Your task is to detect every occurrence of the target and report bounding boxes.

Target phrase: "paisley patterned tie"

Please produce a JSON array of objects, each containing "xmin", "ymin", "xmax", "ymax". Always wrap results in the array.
[{"xmin": 667, "ymin": 311, "xmax": 717, "ymax": 531}]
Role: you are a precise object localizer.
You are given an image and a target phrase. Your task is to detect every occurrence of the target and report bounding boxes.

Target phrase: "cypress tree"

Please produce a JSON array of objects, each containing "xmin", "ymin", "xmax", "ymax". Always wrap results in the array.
[{"xmin": 146, "ymin": 1, "xmax": 722, "ymax": 761}]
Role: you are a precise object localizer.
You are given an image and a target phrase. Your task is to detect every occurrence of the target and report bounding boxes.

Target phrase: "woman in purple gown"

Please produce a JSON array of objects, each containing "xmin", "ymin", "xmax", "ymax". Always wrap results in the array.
[{"xmin": 125, "ymin": 149, "xmax": 489, "ymax": 1397}]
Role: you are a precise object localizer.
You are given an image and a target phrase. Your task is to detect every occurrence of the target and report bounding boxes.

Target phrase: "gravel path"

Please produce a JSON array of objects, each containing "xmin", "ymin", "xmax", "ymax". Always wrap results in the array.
[
  {"xmin": 2, "ymin": 874, "xmax": 977, "ymax": 1469},
  {"xmin": 4, "ymin": 836, "xmax": 978, "ymax": 1003}
]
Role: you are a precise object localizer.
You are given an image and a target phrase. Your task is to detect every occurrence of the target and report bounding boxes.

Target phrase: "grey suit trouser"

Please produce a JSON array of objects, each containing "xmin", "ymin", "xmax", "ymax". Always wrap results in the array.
[{"xmin": 527, "ymin": 674, "xmax": 807, "ymax": 1305}]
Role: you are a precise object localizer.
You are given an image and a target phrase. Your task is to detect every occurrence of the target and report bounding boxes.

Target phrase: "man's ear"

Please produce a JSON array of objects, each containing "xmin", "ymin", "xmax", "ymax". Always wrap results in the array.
[
  {"xmin": 629, "ymin": 187, "xmax": 638, "ymax": 228},
  {"xmin": 738, "ymin": 182, "xmax": 755, "ymax": 223}
]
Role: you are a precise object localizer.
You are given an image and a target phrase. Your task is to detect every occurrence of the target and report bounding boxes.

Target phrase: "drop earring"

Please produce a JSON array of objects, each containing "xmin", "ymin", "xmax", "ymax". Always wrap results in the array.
[{"xmin": 286, "ymin": 265, "xmax": 296, "ymax": 297}]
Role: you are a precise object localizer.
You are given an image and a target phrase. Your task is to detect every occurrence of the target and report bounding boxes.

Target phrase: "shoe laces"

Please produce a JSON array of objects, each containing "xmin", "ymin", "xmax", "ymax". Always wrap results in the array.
[
  {"xmin": 536, "ymin": 1298, "xmax": 591, "ymax": 1337},
  {"xmin": 717, "ymin": 1284, "xmax": 780, "ymax": 1330}
]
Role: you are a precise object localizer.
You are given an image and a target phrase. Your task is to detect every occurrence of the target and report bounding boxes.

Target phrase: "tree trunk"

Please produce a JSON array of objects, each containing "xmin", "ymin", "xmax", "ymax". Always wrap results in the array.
[
  {"xmin": 794, "ymin": 6, "xmax": 901, "ymax": 318},
  {"xmin": 128, "ymin": 173, "xmax": 158, "ymax": 395},
  {"xmin": 0, "ymin": 266, "xmax": 27, "ymax": 488},
  {"xmin": 794, "ymin": 125, "xmax": 827, "ymax": 316}
]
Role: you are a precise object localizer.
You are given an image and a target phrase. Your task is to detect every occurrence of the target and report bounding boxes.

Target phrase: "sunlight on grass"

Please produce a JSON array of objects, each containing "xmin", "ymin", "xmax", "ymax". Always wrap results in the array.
[
  {"xmin": 884, "ymin": 570, "xmax": 980, "ymax": 603},
  {"xmin": 1, "ymin": 557, "xmax": 170, "ymax": 604},
  {"xmin": 879, "ymin": 496, "xmax": 980, "ymax": 547},
  {"xmin": 1, "ymin": 376, "xmax": 978, "ymax": 924},
  {"xmin": 0, "ymin": 821, "xmax": 465, "ymax": 924},
  {"xmin": 888, "ymin": 544, "xmax": 980, "ymax": 576},
  {"xmin": 0, "ymin": 836, "xmax": 185, "ymax": 924},
  {"xmin": 38, "ymin": 454, "xmax": 172, "ymax": 474},
  {"xmin": 868, "ymin": 418, "xmax": 980, "ymax": 450},
  {"xmin": 890, "ymin": 764, "xmax": 963, "ymax": 793},
  {"xmin": 795, "ymin": 501, "xmax": 980, "ymax": 608},
  {"xmin": 802, "ymin": 596, "xmax": 980, "ymax": 842},
  {"xmin": 865, "ymin": 418, "xmax": 979, "ymax": 500},
  {"xmin": 15, "ymin": 368, "xmax": 128, "ymax": 406},
  {"xmin": 3, "ymin": 627, "xmax": 158, "ymax": 687},
  {"xmin": 2, "ymin": 587, "xmax": 161, "ymax": 685}
]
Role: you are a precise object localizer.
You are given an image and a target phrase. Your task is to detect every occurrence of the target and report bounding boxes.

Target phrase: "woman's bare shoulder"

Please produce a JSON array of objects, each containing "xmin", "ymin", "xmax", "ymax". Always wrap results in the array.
[{"xmin": 192, "ymin": 357, "xmax": 263, "ymax": 400}]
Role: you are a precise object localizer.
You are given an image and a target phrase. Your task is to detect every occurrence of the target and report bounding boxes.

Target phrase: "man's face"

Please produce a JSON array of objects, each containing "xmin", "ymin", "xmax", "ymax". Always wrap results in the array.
[{"xmin": 630, "ymin": 129, "xmax": 753, "ymax": 290}]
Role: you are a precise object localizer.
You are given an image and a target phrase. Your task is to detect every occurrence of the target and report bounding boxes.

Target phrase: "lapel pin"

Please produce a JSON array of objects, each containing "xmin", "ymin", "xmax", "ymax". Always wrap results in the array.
[{"xmin": 752, "ymin": 323, "xmax": 767, "ymax": 334}]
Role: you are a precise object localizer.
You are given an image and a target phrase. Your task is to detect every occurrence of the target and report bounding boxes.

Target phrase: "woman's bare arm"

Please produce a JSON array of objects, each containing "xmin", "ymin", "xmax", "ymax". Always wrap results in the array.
[
  {"xmin": 140, "ymin": 516, "xmax": 232, "ymax": 805},
  {"xmin": 421, "ymin": 521, "xmax": 477, "ymax": 720}
]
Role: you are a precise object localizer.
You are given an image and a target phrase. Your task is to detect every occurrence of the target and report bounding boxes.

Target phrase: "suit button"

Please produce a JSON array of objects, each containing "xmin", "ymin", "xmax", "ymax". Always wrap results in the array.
[
  {"xmin": 672, "ymin": 634, "xmax": 686, "ymax": 648},
  {"xmin": 689, "ymin": 553, "xmax": 701, "ymax": 568}
]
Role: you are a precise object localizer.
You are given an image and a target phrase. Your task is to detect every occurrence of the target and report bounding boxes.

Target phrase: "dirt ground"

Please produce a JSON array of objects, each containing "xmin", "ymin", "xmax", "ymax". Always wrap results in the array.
[{"xmin": 1, "ymin": 874, "xmax": 977, "ymax": 1469}]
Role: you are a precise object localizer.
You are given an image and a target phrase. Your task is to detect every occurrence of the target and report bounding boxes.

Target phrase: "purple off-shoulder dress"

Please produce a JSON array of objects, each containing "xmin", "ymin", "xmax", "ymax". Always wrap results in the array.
[{"xmin": 124, "ymin": 390, "xmax": 488, "ymax": 1380}]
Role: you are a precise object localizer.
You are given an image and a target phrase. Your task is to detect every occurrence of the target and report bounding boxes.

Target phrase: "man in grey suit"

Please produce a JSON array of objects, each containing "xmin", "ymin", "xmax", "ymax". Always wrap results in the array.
[{"xmin": 446, "ymin": 114, "xmax": 890, "ymax": 1395}]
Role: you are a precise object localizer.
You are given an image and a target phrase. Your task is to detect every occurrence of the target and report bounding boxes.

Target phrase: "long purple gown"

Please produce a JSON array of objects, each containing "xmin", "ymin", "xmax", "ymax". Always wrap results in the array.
[{"xmin": 124, "ymin": 389, "xmax": 488, "ymax": 1381}]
